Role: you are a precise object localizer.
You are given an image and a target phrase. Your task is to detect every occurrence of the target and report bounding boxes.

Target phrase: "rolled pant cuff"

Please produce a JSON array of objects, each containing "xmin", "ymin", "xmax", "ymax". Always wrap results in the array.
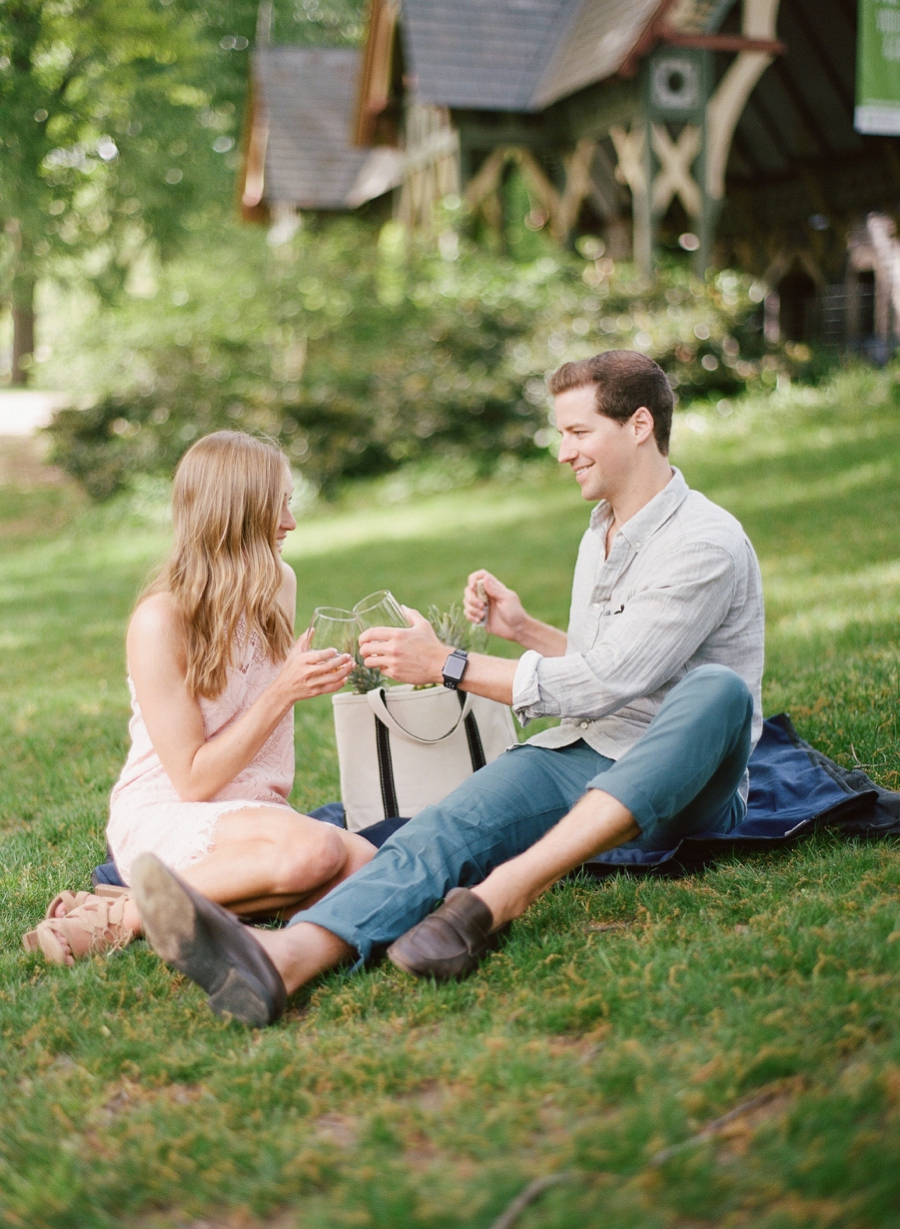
[
  {"xmin": 586, "ymin": 775, "xmax": 660, "ymax": 840},
  {"xmin": 288, "ymin": 907, "xmax": 370, "ymax": 970}
]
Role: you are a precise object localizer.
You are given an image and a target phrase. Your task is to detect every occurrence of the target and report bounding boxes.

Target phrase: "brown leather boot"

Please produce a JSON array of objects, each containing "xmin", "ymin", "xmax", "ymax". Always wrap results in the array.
[{"xmin": 387, "ymin": 888, "xmax": 506, "ymax": 981}]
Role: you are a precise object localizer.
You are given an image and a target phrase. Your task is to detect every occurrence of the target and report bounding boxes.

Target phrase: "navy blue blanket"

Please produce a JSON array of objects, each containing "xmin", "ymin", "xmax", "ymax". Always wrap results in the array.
[
  {"xmin": 584, "ymin": 712, "xmax": 900, "ymax": 877},
  {"xmin": 92, "ymin": 714, "xmax": 900, "ymax": 888}
]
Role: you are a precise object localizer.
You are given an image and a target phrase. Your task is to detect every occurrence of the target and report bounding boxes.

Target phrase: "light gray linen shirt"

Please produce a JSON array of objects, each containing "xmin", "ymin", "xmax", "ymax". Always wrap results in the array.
[{"xmin": 513, "ymin": 468, "xmax": 764, "ymax": 793}]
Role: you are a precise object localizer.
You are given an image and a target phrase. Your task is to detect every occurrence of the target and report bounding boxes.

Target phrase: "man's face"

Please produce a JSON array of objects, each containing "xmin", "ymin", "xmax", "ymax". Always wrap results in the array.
[{"xmin": 554, "ymin": 384, "xmax": 638, "ymax": 503}]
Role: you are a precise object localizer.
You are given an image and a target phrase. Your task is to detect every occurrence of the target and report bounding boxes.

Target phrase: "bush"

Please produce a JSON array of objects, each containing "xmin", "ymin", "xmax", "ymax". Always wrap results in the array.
[{"xmin": 45, "ymin": 211, "xmax": 810, "ymax": 499}]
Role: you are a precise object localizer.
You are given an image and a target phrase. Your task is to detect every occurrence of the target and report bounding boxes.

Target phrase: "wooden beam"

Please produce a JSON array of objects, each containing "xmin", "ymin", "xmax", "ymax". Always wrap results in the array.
[
  {"xmin": 707, "ymin": 50, "xmax": 777, "ymax": 198},
  {"xmin": 240, "ymin": 81, "xmax": 268, "ymax": 216},
  {"xmin": 659, "ymin": 28, "xmax": 785, "ymax": 53},
  {"xmin": 353, "ymin": 0, "xmax": 400, "ymax": 147},
  {"xmin": 456, "ymin": 114, "xmax": 563, "ymax": 152},
  {"xmin": 558, "ymin": 78, "xmax": 641, "ymax": 142},
  {"xmin": 704, "ymin": 0, "xmax": 784, "ymax": 200}
]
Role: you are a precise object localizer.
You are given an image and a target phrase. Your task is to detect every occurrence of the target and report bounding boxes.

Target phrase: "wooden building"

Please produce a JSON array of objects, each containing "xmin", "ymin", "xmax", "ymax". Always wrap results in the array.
[
  {"xmin": 241, "ymin": 45, "xmax": 404, "ymax": 221},
  {"xmin": 241, "ymin": 0, "xmax": 900, "ymax": 349}
]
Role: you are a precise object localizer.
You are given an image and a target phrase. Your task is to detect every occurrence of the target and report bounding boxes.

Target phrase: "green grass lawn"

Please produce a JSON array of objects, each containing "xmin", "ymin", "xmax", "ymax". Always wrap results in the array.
[{"xmin": 3, "ymin": 367, "xmax": 900, "ymax": 1229}]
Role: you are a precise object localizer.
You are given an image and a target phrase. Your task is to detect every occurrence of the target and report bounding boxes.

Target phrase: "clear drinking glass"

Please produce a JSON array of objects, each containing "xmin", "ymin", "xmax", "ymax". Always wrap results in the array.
[
  {"xmin": 309, "ymin": 607, "xmax": 359, "ymax": 656},
  {"xmin": 353, "ymin": 589, "xmax": 410, "ymax": 631}
]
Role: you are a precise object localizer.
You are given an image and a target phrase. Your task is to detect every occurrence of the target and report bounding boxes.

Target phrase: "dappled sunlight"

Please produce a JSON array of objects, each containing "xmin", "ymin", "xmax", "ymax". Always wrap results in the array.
[
  {"xmin": 708, "ymin": 458, "xmax": 896, "ymax": 517},
  {"xmin": 285, "ymin": 475, "xmax": 581, "ymax": 560}
]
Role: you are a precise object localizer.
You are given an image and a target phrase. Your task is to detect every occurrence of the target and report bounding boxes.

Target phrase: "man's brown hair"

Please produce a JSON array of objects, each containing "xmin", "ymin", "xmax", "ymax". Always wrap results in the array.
[{"xmin": 548, "ymin": 350, "xmax": 674, "ymax": 454}]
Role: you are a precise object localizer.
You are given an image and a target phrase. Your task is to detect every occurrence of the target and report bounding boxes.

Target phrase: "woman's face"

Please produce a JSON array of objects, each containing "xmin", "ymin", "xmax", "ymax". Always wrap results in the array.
[{"xmin": 275, "ymin": 475, "xmax": 297, "ymax": 553}]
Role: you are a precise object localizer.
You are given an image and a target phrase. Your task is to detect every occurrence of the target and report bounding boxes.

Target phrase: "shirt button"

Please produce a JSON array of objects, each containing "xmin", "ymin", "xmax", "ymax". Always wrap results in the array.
[
  {"xmin": 580, "ymin": 721, "xmax": 589, "ymax": 728},
  {"xmin": 591, "ymin": 601, "xmax": 601, "ymax": 609}
]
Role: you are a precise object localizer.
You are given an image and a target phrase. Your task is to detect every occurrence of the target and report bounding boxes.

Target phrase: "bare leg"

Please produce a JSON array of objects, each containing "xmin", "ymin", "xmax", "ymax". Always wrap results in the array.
[
  {"xmin": 220, "ymin": 830, "xmax": 377, "ymax": 919},
  {"xmin": 231, "ymin": 793, "xmax": 636, "ymax": 998},
  {"xmin": 50, "ymin": 809, "xmax": 375, "ymax": 963},
  {"xmin": 471, "ymin": 789, "xmax": 638, "ymax": 927},
  {"xmin": 178, "ymin": 808, "xmax": 373, "ymax": 910},
  {"xmin": 252, "ymin": 922, "xmax": 355, "ymax": 995}
]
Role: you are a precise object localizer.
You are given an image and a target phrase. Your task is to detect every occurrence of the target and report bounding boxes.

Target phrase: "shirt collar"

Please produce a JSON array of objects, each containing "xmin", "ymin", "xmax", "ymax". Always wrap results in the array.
[{"xmin": 589, "ymin": 468, "xmax": 689, "ymax": 550}]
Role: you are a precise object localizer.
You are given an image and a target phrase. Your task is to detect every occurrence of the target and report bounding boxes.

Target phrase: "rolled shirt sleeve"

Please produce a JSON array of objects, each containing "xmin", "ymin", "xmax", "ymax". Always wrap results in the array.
[{"xmin": 513, "ymin": 542, "xmax": 736, "ymax": 726}]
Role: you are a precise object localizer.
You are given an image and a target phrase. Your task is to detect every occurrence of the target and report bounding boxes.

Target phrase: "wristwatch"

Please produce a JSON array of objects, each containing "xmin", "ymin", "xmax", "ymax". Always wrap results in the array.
[{"xmin": 441, "ymin": 648, "xmax": 469, "ymax": 690}]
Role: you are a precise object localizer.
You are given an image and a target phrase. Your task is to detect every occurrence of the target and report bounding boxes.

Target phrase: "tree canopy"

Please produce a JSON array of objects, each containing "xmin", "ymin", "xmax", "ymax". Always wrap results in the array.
[{"xmin": 0, "ymin": 0, "xmax": 352, "ymax": 382}]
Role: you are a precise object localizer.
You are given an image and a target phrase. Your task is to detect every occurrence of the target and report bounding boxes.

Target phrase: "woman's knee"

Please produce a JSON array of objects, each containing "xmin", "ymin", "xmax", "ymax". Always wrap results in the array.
[{"xmin": 273, "ymin": 822, "xmax": 346, "ymax": 894}]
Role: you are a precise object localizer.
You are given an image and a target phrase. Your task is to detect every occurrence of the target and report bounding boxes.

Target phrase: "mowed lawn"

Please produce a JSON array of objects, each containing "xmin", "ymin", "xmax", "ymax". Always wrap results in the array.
[{"xmin": 2, "ymin": 367, "xmax": 900, "ymax": 1229}]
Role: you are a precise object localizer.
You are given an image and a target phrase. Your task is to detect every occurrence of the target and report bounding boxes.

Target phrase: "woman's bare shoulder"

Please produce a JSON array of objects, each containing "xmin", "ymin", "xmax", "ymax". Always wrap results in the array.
[
  {"xmin": 128, "ymin": 592, "xmax": 181, "ymax": 643},
  {"xmin": 279, "ymin": 560, "xmax": 297, "ymax": 608}
]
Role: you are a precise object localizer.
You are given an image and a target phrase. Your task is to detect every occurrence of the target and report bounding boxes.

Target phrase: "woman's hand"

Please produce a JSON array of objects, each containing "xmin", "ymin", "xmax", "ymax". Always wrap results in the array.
[
  {"xmin": 279, "ymin": 628, "xmax": 354, "ymax": 701},
  {"xmin": 463, "ymin": 570, "xmax": 529, "ymax": 642}
]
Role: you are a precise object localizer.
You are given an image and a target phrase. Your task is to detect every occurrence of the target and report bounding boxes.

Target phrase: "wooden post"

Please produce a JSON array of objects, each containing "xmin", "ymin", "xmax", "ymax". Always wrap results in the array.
[
  {"xmin": 644, "ymin": 47, "xmax": 710, "ymax": 273},
  {"xmin": 610, "ymin": 119, "xmax": 652, "ymax": 278}
]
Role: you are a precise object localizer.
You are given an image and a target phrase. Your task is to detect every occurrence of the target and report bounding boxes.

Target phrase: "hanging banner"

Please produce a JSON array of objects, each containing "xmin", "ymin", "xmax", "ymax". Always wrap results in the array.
[{"xmin": 856, "ymin": 0, "xmax": 900, "ymax": 134}]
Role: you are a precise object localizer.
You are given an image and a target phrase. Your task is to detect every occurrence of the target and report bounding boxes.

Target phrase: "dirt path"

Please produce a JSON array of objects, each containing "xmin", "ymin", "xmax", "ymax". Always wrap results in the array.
[{"xmin": 0, "ymin": 389, "xmax": 71, "ymax": 488}]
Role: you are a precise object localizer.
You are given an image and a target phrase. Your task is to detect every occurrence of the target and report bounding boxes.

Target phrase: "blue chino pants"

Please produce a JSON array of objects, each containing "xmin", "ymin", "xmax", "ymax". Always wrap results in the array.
[{"xmin": 290, "ymin": 664, "xmax": 754, "ymax": 962}]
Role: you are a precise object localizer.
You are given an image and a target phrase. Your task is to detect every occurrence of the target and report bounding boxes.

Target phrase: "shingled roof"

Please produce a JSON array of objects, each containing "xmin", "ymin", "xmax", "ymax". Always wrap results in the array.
[
  {"xmin": 254, "ymin": 46, "xmax": 403, "ymax": 210},
  {"xmin": 400, "ymin": 0, "xmax": 661, "ymax": 113}
]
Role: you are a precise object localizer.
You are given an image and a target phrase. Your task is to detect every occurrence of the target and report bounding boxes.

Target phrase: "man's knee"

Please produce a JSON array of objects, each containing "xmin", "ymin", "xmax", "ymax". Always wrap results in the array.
[{"xmin": 678, "ymin": 664, "xmax": 752, "ymax": 722}]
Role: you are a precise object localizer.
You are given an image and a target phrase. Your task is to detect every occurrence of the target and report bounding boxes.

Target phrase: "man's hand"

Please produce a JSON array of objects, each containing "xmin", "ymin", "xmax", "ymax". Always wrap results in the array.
[
  {"xmin": 464, "ymin": 569, "xmax": 568, "ymax": 657},
  {"xmin": 463, "ymin": 570, "xmax": 529, "ymax": 642},
  {"xmin": 358, "ymin": 608, "xmax": 447, "ymax": 686}
]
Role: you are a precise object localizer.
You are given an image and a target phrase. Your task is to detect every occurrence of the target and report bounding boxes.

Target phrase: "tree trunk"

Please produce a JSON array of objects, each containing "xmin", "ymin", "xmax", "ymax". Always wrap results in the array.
[{"xmin": 11, "ymin": 271, "xmax": 35, "ymax": 387}]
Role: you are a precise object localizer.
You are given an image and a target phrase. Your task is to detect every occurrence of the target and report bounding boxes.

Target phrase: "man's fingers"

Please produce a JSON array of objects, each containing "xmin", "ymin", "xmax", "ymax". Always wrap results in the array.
[
  {"xmin": 359, "ymin": 629, "xmax": 390, "ymax": 651},
  {"xmin": 402, "ymin": 606, "xmax": 430, "ymax": 630}
]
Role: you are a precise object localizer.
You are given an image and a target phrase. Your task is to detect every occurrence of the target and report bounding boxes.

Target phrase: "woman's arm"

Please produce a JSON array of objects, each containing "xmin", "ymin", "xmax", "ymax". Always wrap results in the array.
[{"xmin": 127, "ymin": 582, "xmax": 352, "ymax": 803}]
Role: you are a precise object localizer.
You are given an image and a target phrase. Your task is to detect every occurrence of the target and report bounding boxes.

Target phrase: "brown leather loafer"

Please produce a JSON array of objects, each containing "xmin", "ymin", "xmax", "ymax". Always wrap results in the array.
[{"xmin": 387, "ymin": 888, "xmax": 505, "ymax": 981}]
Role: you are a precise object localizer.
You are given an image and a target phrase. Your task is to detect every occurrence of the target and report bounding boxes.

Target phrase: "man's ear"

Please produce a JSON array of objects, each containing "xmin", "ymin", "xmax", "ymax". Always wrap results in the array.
[{"xmin": 632, "ymin": 406, "xmax": 656, "ymax": 444}]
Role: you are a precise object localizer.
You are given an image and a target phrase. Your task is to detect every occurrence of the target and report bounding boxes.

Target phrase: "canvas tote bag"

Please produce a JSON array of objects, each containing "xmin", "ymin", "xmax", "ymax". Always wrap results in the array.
[{"xmin": 332, "ymin": 684, "xmax": 518, "ymax": 831}]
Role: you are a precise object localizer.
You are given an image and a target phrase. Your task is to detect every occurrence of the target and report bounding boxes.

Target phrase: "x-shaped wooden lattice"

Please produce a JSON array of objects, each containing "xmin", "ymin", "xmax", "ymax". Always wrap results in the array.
[
  {"xmin": 609, "ymin": 124, "xmax": 647, "ymax": 197},
  {"xmin": 610, "ymin": 122, "xmax": 703, "ymax": 220},
  {"xmin": 650, "ymin": 123, "xmax": 702, "ymax": 218},
  {"xmin": 464, "ymin": 139, "xmax": 598, "ymax": 241}
]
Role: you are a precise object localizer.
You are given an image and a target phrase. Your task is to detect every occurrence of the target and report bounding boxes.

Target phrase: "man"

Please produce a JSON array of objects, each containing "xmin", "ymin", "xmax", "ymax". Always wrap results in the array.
[{"xmin": 131, "ymin": 350, "xmax": 764, "ymax": 1027}]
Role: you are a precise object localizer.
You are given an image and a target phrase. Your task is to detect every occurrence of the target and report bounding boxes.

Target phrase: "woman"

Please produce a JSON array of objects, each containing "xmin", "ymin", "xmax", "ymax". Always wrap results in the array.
[{"xmin": 25, "ymin": 431, "xmax": 375, "ymax": 964}]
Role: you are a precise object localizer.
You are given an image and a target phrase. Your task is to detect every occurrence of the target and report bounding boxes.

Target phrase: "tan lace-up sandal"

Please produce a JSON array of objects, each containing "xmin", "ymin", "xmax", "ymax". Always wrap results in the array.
[
  {"xmin": 22, "ymin": 884, "xmax": 130, "ymax": 952},
  {"xmin": 22, "ymin": 893, "xmax": 135, "ymax": 965}
]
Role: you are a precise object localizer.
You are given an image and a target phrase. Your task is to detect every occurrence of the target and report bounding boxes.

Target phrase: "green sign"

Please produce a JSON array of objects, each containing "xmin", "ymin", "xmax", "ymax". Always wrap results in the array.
[{"xmin": 856, "ymin": 0, "xmax": 900, "ymax": 134}]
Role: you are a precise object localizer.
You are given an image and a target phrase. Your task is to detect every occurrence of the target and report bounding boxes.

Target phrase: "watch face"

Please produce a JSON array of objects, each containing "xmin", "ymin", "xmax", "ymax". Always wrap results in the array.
[{"xmin": 444, "ymin": 654, "xmax": 467, "ymax": 681}]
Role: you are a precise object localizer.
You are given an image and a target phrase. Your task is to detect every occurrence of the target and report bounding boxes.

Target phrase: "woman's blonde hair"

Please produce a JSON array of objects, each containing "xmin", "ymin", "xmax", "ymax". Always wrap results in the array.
[{"xmin": 145, "ymin": 431, "xmax": 294, "ymax": 699}]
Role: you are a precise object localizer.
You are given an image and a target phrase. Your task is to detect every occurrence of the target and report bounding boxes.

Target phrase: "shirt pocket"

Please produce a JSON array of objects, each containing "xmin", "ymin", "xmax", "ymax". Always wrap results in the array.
[{"xmin": 584, "ymin": 599, "xmax": 625, "ymax": 648}]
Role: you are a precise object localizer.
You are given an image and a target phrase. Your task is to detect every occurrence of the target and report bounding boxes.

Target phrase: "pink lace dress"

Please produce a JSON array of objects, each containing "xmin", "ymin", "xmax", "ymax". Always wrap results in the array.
[{"xmin": 107, "ymin": 630, "xmax": 294, "ymax": 886}]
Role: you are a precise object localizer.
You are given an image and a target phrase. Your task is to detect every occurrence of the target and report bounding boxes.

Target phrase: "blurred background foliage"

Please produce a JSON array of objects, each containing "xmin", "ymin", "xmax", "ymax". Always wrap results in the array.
[
  {"xmin": 0, "ymin": 0, "xmax": 363, "ymax": 379},
  {"xmin": 2, "ymin": 0, "xmax": 817, "ymax": 500},
  {"xmin": 43, "ymin": 202, "xmax": 814, "ymax": 500}
]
